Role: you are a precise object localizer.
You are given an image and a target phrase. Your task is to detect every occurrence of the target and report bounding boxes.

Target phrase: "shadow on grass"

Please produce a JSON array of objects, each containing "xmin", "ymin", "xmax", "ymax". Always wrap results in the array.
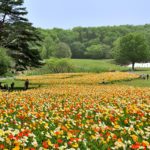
[
  {"xmin": 0, "ymin": 78, "xmax": 50, "ymax": 92},
  {"xmin": 104, "ymin": 77, "xmax": 150, "ymax": 88},
  {"xmin": 98, "ymin": 78, "xmax": 141, "ymax": 85},
  {"xmin": 60, "ymin": 74, "xmax": 84, "ymax": 79}
]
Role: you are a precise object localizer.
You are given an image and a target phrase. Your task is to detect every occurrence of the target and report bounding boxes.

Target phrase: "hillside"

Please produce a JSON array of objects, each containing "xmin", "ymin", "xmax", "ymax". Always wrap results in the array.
[{"xmin": 26, "ymin": 59, "xmax": 128, "ymax": 76}]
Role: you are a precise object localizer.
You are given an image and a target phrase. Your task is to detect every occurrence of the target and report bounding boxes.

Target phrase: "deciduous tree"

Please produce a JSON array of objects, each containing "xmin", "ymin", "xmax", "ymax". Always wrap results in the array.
[{"xmin": 113, "ymin": 33, "xmax": 149, "ymax": 70}]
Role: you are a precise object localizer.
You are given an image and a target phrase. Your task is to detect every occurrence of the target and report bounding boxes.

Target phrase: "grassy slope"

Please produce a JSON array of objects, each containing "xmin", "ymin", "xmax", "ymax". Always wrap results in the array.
[
  {"xmin": 70, "ymin": 59, "xmax": 128, "ymax": 72},
  {"xmin": 26, "ymin": 59, "xmax": 129, "ymax": 76}
]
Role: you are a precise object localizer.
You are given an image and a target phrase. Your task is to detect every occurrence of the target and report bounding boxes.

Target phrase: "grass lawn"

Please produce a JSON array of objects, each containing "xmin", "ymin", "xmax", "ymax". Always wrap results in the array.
[
  {"xmin": 25, "ymin": 59, "xmax": 129, "ymax": 76},
  {"xmin": 0, "ymin": 78, "xmax": 38, "ymax": 91},
  {"xmin": 26, "ymin": 58, "xmax": 150, "ymax": 75},
  {"xmin": 133, "ymin": 70, "xmax": 150, "ymax": 74},
  {"xmin": 116, "ymin": 77, "xmax": 150, "ymax": 87},
  {"xmin": 70, "ymin": 59, "xmax": 128, "ymax": 72}
]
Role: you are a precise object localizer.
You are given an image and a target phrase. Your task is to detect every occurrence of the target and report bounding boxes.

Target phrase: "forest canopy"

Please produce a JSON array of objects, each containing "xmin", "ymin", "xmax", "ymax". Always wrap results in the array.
[{"xmin": 38, "ymin": 25, "xmax": 150, "ymax": 61}]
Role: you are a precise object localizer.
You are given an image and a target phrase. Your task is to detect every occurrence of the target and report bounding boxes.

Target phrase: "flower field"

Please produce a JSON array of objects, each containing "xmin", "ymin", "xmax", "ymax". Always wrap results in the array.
[
  {"xmin": 18, "ymin": 72, "xmax": 139, "ymax": 85},
  {"xmin": 0, "ymin": 72, "xmax": 150, "ymax": 150}
]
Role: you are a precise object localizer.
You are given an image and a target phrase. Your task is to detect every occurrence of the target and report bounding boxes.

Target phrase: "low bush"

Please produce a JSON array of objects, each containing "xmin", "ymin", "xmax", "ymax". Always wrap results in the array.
[{"xmin": 46, "ymin": 58, "xmax": 75, "ymax": 73}]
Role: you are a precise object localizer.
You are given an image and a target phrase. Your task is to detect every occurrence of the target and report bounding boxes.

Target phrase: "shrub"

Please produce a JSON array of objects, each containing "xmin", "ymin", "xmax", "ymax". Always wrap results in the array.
[{"xmin": 46, "ymin": 58, "xmax": 74, "ymax": 73}]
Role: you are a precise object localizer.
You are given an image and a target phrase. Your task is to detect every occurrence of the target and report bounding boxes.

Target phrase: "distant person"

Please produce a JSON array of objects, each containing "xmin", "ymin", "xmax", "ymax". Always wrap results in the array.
[
  {"xmin": 10, "ymin": 82, "xmax": 15, "ymax": 91},
  {"xmin": 24, "ymin": 79, "xmax": 29, "ymax": 90},
  {"xmin": 102, "ymin": 79, "xmax": 105, "ymax": 84},
  {"xmin": 3, "ymin": 84, "xmax": 8, "ymax": 90},
  {"xmin": 147, "ymin": 74, "xmax": 149, "ymax": 80}
]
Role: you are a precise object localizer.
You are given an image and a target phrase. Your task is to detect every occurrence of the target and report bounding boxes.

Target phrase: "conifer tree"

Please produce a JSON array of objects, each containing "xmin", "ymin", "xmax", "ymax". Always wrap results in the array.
[{"xmin": 0, "ymin": 0, "xmax": 42, "ymax": 70}]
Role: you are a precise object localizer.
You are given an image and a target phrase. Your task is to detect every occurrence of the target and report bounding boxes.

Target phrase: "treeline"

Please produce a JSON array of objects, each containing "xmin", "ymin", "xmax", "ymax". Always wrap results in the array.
[{"xmin": 39, "ymin": 24, "xmax": 150, "ymax": 59}]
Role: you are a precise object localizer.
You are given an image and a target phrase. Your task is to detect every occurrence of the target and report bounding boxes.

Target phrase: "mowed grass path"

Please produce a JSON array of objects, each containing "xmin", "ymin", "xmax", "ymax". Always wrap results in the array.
[{"xmin": 115, "ymin": 78, "xmax": 150, "ymax": 87}]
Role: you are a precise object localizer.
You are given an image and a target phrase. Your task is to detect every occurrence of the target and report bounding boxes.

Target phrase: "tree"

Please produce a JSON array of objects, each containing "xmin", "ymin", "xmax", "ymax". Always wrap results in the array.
[
  {"xmin": 0, "ymin": 47, "xmax": 12, "ymax": 75},
  {"xmin": 113, "ymin": 33, "xmax": 149, "ymax": 70},
  {"xmin": 71, "ymin": 41, "xmax": 85, "ymax": 58},
  {"xmin": 54, "ymin": 28, "xmax": 78, "ymax": 44},
  {"xmin": 85, "ymin": 44, "xmax": 111, "ymax": 59},
  {"xmin": 0, "ymin": 0, "xmax": 42, "ymax": 71},
  {"xmin": 53, "ymin": 42, "xmax": 72, "ymax": 58},
  {"xmin": 6, "ymin": 22, "xmax": 42, "ymax": 70},
  {"xmin": 0, "ymin": 0, "xmax": 27, "ymax": 41},
  {"xmin": 40, "ymin": 35, "xmax": 56, "ymax": 59},
  {"xmin": 39, "ymin": 29, "xmax": 59, "ymax": 59},
  {"xmin": 85, "ymin": 44, "xmax": 102, "ymax": 59}
]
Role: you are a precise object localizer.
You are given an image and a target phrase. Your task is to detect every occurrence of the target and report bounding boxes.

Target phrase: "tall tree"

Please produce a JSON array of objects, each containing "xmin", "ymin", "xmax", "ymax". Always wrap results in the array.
[
  {"xmin": 71, "ymin": 41, "xmax": 85, "ymax": 58},
  {"xmin": 0, "ymin": 0, "xmax": 42, "ymax": 70},
  {"xmin": 113, "ymin": 33, "xmax": 149, "ymax": 70},
  {"xmin": 7, "ymin": 22, "xmax": 42, "ymax": 70},
  {"xmin": 0, "ymin": 0, "xmax": 27, "ymax": 41}
]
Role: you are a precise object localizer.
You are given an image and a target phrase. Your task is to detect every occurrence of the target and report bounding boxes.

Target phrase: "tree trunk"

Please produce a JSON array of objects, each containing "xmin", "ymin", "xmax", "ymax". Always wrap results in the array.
[{"xmin": 132, "ymin": 62, "xmax": 135, "ymax": 71}]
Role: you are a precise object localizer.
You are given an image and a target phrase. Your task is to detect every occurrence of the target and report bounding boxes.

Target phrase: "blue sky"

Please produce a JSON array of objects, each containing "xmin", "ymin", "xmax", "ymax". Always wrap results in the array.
[{"xmin": 24, "ymin": 0, "xmax": 150, "ymax": 29}]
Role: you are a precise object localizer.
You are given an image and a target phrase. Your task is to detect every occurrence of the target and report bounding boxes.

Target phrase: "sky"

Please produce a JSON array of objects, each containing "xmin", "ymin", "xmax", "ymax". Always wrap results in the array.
[{"xmin": 24, "ymin": 0, "xmax": 150, "ymax": 29}]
